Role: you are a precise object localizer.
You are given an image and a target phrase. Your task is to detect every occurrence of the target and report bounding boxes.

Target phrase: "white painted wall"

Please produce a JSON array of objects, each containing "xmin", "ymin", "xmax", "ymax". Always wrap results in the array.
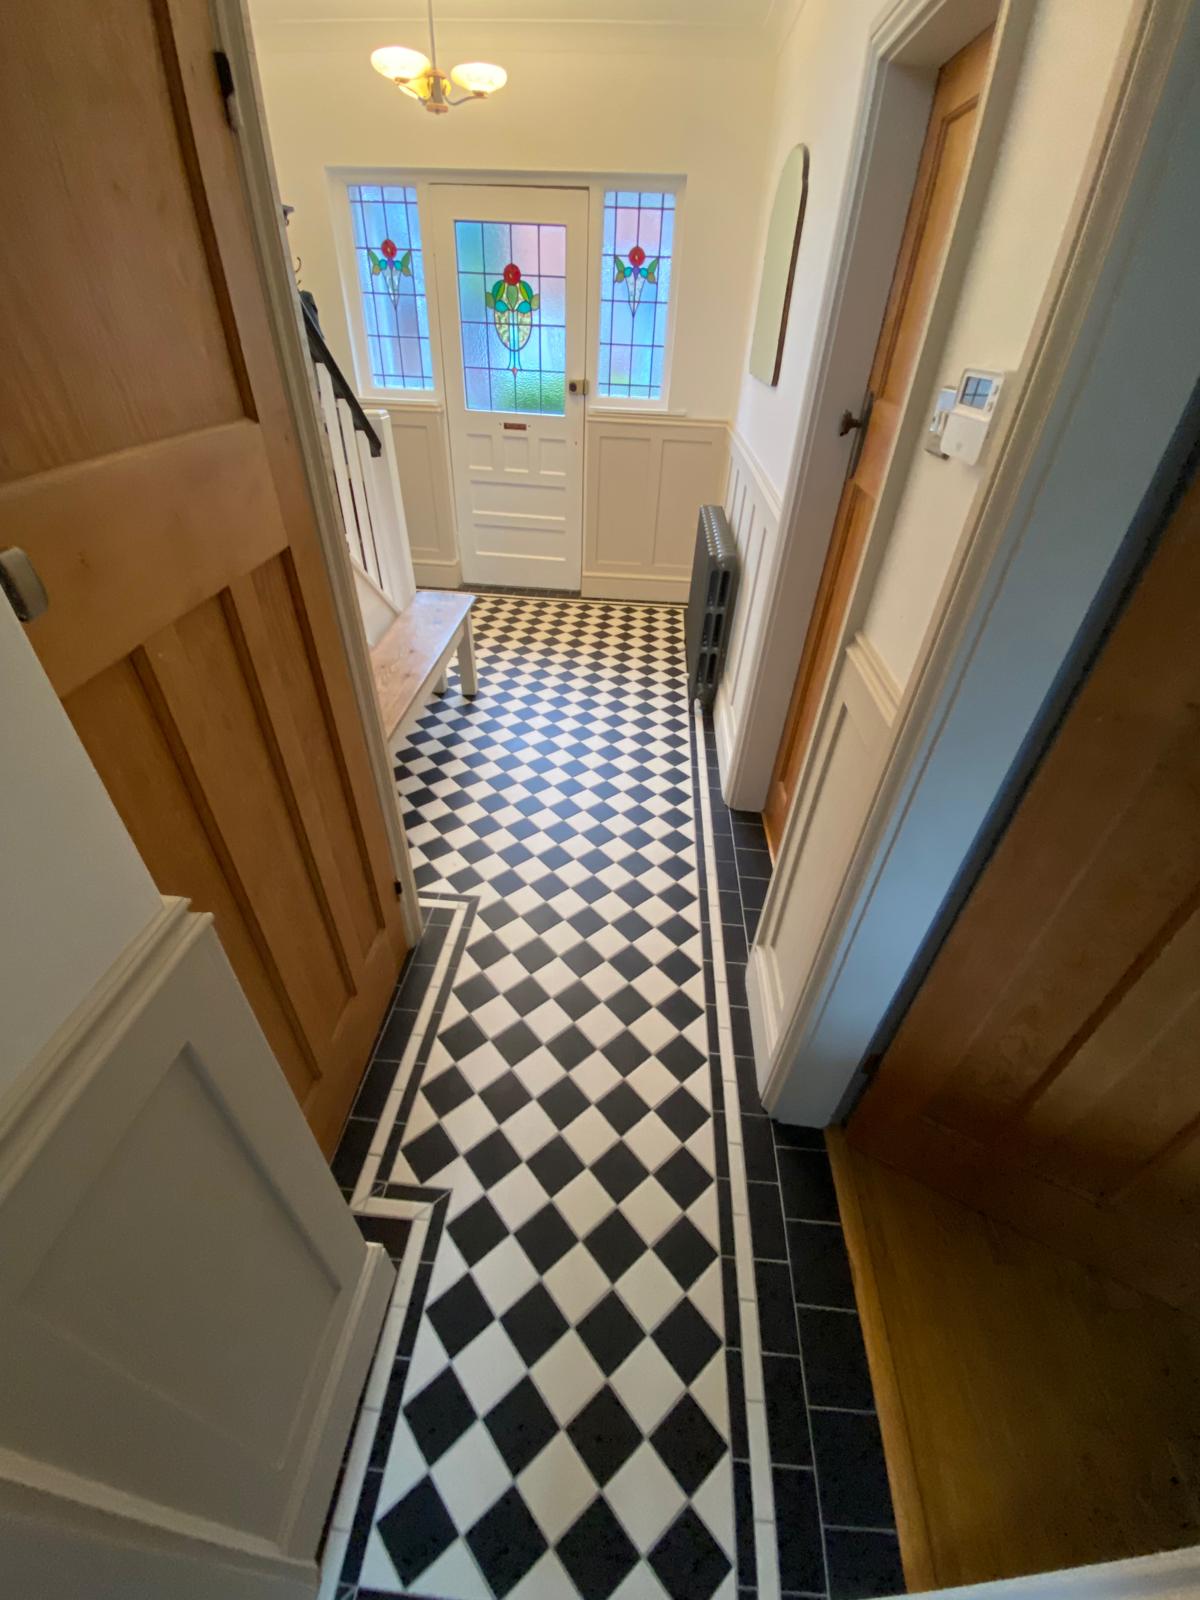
[
  {"xmin": 0, "ymin": 605, "xmax": 160, "ymax": 1084},
  {"xmin": 862, "ymin": 0, "xmax": 1138, "ymax": 685},
  {"xmin": 248, "ymin": 13, "xmax": 770, "ymax": 424},
  {"xmin": 733, "ymin": 0, "xmax": 883, "ymax": 498}
]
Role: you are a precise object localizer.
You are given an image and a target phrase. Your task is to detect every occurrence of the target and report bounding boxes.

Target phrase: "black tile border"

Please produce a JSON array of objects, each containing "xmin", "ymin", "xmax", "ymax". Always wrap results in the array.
[
  {"xmin": 696, "ymin": 709, "xmax": 905, "ymax": 1600},
  {"xmin": 332, "ymin": 892, "xmax": 478, "ymax": 1205}
]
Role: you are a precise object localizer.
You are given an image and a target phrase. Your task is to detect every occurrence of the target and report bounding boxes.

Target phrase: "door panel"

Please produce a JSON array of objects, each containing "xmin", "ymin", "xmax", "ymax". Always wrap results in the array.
[
  {"xmin": 432, "ymin": 186, "xmax": 588, "ymax": 590},
  {"xmin": 762, "ymin": 28, "xmax": 993, "ymax": 854},
  {"xmin": 849, "ymin": 469, "xmax": 1200, "ymax": 1312},
  {"xmin": 0, "ymin": 0, "xmax": 407, "ymax": 1153}
]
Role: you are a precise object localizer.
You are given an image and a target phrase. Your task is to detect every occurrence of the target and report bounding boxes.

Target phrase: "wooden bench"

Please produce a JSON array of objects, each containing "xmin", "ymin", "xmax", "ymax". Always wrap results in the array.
[{"xmin": 370, "ymin": 590, "xmax": 477, "ymax": 743}]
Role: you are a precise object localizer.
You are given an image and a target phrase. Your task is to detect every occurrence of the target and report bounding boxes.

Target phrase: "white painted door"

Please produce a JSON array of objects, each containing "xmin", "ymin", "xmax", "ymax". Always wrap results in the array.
[{"xmin": 430, "ymin": 186, "xmax": 589, "ymax": 591}]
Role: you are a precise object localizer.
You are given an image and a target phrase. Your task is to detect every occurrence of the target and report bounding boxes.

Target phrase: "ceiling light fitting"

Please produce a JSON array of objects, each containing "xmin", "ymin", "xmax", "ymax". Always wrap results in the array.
[{"xmin": 370, "ymin": 0, "xmax": 506, "ymax": 115}]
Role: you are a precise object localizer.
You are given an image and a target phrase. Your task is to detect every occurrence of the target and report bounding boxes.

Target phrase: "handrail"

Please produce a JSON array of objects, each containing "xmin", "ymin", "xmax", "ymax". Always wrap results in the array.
[{"xmin": 302, "ymin": 297, "xmax": 382, "ymax": 457}]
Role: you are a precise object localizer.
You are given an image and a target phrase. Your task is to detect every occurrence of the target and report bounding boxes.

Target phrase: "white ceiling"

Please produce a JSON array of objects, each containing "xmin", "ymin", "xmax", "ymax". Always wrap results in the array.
[{"xmin": 250, "ymin": 0, "xmax": 780, "ymax": 27}]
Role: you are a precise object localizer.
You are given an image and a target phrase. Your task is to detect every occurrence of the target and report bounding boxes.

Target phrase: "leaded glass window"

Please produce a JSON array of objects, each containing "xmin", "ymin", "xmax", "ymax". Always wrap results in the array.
[
  {"xmin": 347, "ymin": 183, "xmax": 434, "ymax": 392},
  {"xmin": 454, "ymin": 220, "xmax": 567, "ymax": 415},
  {"xmin": 598, "ymin": 190, "xmax": 675, "ymax": 401}
]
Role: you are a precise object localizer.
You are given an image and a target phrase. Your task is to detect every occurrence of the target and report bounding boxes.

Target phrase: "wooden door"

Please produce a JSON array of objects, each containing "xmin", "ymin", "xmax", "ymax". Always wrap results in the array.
[
  {"xmin": 430, "ymin": 186, "xmax": 589, "ymax": 591},
  {"xmin": 762, "ymin": 27, "xmax": 993, "ymax": 854},
  {"xmin": 0, "ymin": 0, "xmax": 407, "ymax": 1154},
  {"xmin": 848, "ymin": 465, "xmax": 1200, "ymax": 1312}
]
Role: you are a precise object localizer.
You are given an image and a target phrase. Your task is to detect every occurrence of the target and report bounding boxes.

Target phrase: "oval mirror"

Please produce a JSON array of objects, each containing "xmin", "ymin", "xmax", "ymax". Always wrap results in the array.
[{"xmin": 749, "ymin": 143, "xmax": 810, "ymax": 386}]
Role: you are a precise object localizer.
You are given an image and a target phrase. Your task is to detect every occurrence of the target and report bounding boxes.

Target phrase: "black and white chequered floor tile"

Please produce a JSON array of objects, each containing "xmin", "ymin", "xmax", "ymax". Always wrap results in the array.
[{"xmin": 358, "ymin": 596, "xmax": 740, "ymax": 1599}]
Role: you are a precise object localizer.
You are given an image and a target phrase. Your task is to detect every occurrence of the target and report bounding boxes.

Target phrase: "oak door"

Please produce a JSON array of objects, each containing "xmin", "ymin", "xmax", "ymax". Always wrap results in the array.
[
  {"xmin": 430, "ymin": 186, "xmax": 589, "ymax": 591},
  {"xmin": 849, "ymin": 467, "xmax": 1200, "ymax": 1312},
  {"xmin": 0, "ymin": 0, "xmax": 407, "ymax": 1154},
  {"xmin": 762, "ymin": 28, "xmax": 994, "ymax": 854}
]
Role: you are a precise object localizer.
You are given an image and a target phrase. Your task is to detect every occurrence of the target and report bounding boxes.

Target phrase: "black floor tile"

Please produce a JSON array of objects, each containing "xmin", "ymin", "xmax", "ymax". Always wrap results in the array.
[
  {"xmin": 649, "ymin": 1504, "xmax": 732, "ymax": 1600},
  {"xmin": 825, "ymin": 1527, "xmax": 906, "ymax": 1598},
  {"xmin": 787, "ymin": 1218, "xmax": 857, "ymax": 1311},
  {"xmin": 776, "ymin": 1144, "xmax": 840, "ymax": 1222},
  {"xmin": 772, "ymin": 1466, "xmax": 825, "ymax": 1595},
  {"xmin": 747, "ymin": 1178, "xmax": 788, "ymax": 1260},
  {"xmin": 755, "ymin": 1258, "xmax": 801, "ymax": 1355},
  {"xmin": 762, "ymin": 1354, "xmax": 812, "ymax": 1467},
  {"xmin": 797, "ymin": 1306, "xmax": 875, "ymax": 1411},
  {"xmin": 810, "ymin": 1406, "xmax": 895, "ymax": 1529}
]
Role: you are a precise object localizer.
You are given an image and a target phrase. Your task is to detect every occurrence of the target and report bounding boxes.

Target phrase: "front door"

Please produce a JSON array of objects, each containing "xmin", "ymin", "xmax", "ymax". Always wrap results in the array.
[
  {"xmin": 0, "ymin": 0, "xmax": 408, "ymax": 1155},
  {"xmin": 430, "ymin": 185, "xmax": 589, "ymax": 591}
]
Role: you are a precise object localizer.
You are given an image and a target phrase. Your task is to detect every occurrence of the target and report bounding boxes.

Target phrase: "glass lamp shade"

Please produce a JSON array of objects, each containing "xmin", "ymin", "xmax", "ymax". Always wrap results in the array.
[
  {"xmin": 449, "ymin": 61, "xmax": 507, "ymax": 96},
  {"xmin": 370, "ymin": 45, "xmax": 432, "ymax": 83}
]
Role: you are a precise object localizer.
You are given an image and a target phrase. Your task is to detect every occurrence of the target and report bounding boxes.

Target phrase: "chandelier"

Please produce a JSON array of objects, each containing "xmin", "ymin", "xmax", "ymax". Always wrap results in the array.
[{"xmin": 370, "ymin": 0, "xmax": 507, "ymax": 115}]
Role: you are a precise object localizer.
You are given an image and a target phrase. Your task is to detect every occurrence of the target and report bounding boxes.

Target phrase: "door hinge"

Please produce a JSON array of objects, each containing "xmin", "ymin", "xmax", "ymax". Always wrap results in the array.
[{"xmin": 213, "ymin": 50, "xmax": 236, "ymax": 129}]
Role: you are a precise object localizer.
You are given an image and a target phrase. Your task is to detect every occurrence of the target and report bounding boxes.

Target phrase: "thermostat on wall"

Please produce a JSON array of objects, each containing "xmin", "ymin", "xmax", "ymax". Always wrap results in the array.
[{"xmin": 940, "ymin": 368, "xmax": 1007, "ymax": 465}]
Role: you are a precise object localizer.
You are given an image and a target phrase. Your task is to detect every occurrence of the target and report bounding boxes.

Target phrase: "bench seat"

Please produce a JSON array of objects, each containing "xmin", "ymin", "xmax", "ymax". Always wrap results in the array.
[{"xmin": 370, "ymin": 590, "xmax": 477, "ymax": 742}]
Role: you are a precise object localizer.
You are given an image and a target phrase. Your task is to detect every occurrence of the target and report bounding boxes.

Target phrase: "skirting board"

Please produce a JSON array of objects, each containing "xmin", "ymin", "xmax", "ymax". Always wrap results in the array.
[
  {"xmin": 413, "ymin": 560, "xmax": 462, "ymax": 590},
  {"xmin": 582, "ymin": 572, "xmax": 690, "ymax": 604}
]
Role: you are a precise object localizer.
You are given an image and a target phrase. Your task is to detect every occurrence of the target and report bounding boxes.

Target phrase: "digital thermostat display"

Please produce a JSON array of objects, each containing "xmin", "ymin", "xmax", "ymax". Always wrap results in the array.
[
  {"xmin": 939, "ymin": 367, "xmax": 1007, "ymax": 465},
  {"xmin": 960, "ymin": 374, "xmax": 994, "ymax": 409}
]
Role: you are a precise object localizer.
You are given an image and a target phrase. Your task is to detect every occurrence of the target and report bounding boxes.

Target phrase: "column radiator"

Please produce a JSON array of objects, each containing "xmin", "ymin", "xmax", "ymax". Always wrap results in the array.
[{"xmin": 685, "ymin": 504, "xmax": 739, "ymax": 706}]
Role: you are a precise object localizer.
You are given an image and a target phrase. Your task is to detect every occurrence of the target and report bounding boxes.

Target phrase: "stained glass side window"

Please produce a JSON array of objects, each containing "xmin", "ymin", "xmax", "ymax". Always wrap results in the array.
[
  {"xmin": 347, "ymin": 183, "xmax": 434, "ymax": 392},
  {"xmin": 598, "ymin": 190, "xmax": 675, "ymax": 401},
  {"xmin": 454, "ymin": 220, "xmax": 566, "ymax": 415}
]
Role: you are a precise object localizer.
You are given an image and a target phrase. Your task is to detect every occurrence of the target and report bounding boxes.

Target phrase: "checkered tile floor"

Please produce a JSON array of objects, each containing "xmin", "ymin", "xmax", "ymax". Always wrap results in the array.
[{"xmin": 362, "ymin": 596, "xmax": 734, "ymax": 1599}]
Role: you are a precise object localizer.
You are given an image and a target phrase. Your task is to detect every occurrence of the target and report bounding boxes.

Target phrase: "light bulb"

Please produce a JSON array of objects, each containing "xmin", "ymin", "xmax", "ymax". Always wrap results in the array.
[
  {"xmin": 370, "ymin": 46, "xmax": 432, "ymax": 83},
  {"xmin": 449, "ymin": 61, "xmax": 508, "ymax": 96}
]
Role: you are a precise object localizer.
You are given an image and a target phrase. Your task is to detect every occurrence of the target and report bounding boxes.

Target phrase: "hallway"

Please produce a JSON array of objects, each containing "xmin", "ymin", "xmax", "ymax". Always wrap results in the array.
[{"xmin": 325, "ymin": 595, "xmax": 899, "ymax": 1600}]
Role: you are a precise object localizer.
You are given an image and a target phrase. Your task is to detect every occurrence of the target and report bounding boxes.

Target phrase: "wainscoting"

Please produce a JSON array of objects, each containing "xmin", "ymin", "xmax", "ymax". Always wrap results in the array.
[
  {"xmin": 381, "ymin": 404, "xmax": 461, "ymax": 590},
  {"xmin": 712, "ymin": 429, "xmax": 782, "ymax": 805},
  {"xmin": 381, "ymin": 403, "xmax": 728, "ymax": 603},
  {"xmin": 747, "ymin": 631, "xmax": 900, "ymax": 1123},
  {"xmin": 581, "ymin": 414, "xmax": 728, "ymax": 603}
]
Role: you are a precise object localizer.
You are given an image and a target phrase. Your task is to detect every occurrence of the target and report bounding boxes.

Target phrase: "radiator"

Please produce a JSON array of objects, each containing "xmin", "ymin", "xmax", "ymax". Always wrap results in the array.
[{"xmin": 685, "ymin": 504, "xmax": 739, "ymax": 707}]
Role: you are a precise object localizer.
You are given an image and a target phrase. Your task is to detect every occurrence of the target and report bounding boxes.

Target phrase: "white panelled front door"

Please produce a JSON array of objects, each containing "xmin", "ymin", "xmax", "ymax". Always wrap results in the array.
[{"xmin": 430, "ymin": 186, "xmax": 589, "ymax": 591}]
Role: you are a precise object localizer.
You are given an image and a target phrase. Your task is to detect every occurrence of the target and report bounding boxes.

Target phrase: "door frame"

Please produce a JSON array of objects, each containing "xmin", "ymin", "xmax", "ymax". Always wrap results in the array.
[
  {"xmin": 715, "ymin": 0, "xmax": 1026, "ymax": 809},
  {"xmin": 749, "ymin": 0, "xmax": 1200, "ymax": 1124},
  {"xmin": 426, "ymin": 181, "xmax": 592, "ymax": 592},
  {"xmin": 215, "ymin": 1, "xmax": 422, "ymax": 946}
]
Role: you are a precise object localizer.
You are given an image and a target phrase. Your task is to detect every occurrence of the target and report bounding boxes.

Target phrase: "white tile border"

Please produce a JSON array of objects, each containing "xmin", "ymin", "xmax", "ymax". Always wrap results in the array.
[
  {"xmin": 693, "ymin": 706, "xmax": 778, "ymax": 1599},
  {"xmin": 318, "ymin": 898, "xmax": 469, "ymax": 1600},
  {"xmin": 317, "ymin": 1198, "xmax": 434, "ymax": 1600}
]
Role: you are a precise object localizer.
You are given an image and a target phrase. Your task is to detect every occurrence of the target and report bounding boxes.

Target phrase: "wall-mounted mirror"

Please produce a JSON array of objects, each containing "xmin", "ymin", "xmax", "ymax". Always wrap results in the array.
[{"xmin": 749, "ymin": 143, "xmax": 810, "ymax": 386}]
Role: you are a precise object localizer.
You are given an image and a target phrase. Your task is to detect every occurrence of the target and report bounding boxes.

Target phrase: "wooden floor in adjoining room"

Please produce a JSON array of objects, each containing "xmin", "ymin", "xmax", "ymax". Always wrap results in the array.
[{"xmin": 828, "ymin": 1132, "xmax": 1200, "ymax": 1594}]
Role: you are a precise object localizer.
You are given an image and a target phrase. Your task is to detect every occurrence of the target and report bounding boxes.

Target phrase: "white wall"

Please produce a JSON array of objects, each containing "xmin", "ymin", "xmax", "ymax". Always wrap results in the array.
[
  {"xmin": 732, "ymin": 0, "xmax": 882, "ymax": 498},
  {"xmin": 249, "ymin": 14, "xmax": 769, "ymax": 425},
  {"xmin": 0, "ymin": 605, "xmax": 160, "ymax": 1084},
  {"xmin": 862, "ymin": 0, "xmax": 1138, "ymax": 685}
]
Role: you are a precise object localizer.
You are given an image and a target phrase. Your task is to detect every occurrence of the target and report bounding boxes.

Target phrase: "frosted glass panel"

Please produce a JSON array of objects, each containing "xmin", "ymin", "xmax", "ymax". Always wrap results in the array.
[
  {"xmin": 598, "ymin": 190, "xmax": 675, "ymax": 401},
  {"xmin": 454, "ymin": 218, "xmax": 567, "ymax": 416},
  {"xmin": 346, "ymin": 184, "xmax": 434, "ymax": 392}
]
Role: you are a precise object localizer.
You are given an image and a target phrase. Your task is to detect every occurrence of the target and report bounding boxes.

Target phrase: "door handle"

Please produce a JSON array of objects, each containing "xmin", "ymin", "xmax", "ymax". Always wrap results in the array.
[
  {"xmin": 568, "ymin": 378, "xmax": 589, "ymax": 396},
  {"xmin": 839, "ymin": 389, "xmax": 874, "ymax": 480},
  {"xmin": 0, "ymin": 547, "xmax": 49, "ymax": 622}
]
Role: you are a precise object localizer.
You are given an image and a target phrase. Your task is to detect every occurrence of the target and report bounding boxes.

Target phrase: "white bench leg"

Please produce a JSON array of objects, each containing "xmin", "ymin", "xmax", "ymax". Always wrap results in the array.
[
  {"xmin": 458, "ymin": 617, "xmax": 478, "ymax": 699},
  {"xmin": 434, "ymin": 669, "xmax": 448, "ymax": 694}
]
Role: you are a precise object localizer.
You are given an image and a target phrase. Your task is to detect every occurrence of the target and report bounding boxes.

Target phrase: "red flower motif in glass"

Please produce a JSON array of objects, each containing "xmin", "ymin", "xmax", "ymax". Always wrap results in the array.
[
  {"xmin": 381, "ymin": 238, "xmax": 398, "ymax": 261},
  {"xmin": 503, "ymin": 263, "xmax": 522, "ymax": 285}
]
